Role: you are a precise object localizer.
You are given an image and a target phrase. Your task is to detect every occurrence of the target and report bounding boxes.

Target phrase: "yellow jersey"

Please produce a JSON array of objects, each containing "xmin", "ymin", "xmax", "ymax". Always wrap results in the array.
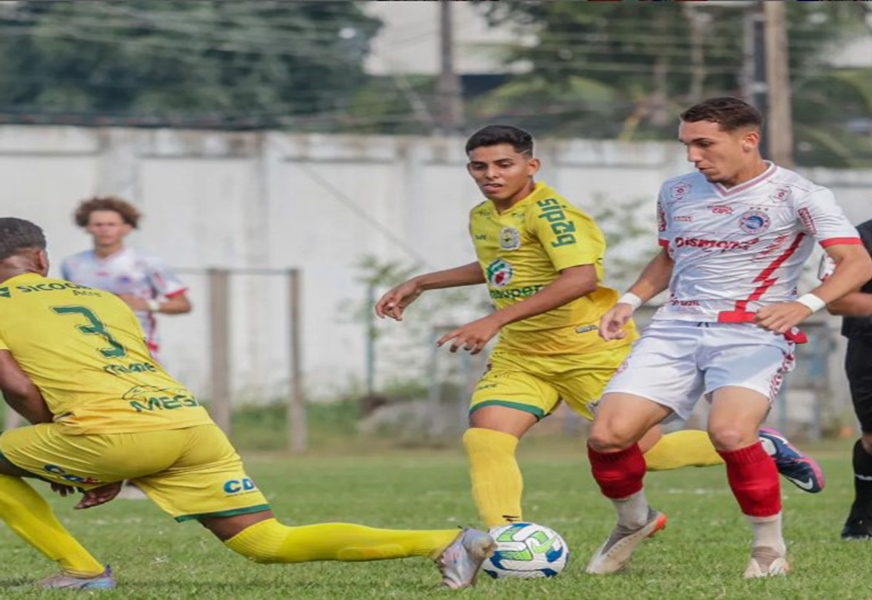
[
  {"xmin": 0, "ymin": 273, "xmax": 212, "ymax": 434},
  {"xmin": 470, "ymin": 181, "xmax": 637, "ymax": 355}
]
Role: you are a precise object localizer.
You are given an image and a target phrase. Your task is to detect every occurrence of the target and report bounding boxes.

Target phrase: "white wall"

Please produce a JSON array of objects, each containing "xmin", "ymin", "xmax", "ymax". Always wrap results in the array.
[{"xmin": 0, "ymin": 125, "xmax": 868, "ymax": 409}]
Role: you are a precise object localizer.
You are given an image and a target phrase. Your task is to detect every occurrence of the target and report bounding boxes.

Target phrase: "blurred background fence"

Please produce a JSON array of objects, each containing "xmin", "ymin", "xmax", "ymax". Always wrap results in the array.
[{"xmin": 0, "ymin": 1, "xmax": 870, "ymax": 449}]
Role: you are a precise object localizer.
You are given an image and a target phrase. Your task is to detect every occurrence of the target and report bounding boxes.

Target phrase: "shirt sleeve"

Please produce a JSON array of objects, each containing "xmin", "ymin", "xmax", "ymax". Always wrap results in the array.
[
  {"xmin": 0, "ymin": 332, "xmax": 8, "ymax": 351},
  {"xmin": 145, "ymin": 256, "xmax": 188, "ymax": 298},
  {"xmin": 794, "ymin": 187, "xmax": 862, "ymax": 247},
  {"xmin": 530, "ymin": 197, "xmax": 604, "ymax": 271},
  {"xmin": 60, "ymin": 258, "xmax": 72, "ymax": 281}
]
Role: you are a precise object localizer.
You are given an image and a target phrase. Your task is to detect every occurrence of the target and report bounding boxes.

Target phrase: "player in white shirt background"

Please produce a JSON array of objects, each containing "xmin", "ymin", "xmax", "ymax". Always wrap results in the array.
[
  {"xmin": 583, "ymin": 97, "xmax": 872, "ymax": 578},
  {"xmin": 61, "ymin": 196, "xmax": 192, "ymax": 360}
]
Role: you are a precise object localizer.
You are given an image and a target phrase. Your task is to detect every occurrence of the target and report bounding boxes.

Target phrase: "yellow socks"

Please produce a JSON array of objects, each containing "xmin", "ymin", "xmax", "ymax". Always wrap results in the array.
[
  {"xmin": 224, "ymin": 518, "xmax": 458, "ymax": 563},
  {"xmin": 463, "ymin": 428, "xmax": 522, "ymax": 529},
  {"xmin": 644, "ymin": 430, "xmax": 724, "ymax": 471},
  {"xmin": 0, "ymin": 475, "xmax": 104, "ymax": 577}
]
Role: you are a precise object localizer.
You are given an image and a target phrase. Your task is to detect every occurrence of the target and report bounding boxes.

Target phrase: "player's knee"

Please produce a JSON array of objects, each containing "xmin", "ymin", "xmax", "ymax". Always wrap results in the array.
[
  {"xmin": 588, "ymin": 421, "xmax": 635, "ymax": 452},
  {"xmin": 707, "ymin": 425, "xmax": 752, "ymax": 451},
  {"xmin": 861, "ymin": 432, "xmax": 872, "ymax": 455}
]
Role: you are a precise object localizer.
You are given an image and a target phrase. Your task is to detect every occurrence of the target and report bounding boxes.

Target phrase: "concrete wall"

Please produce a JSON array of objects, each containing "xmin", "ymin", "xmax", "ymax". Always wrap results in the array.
[{"xmin": 0, "ymin": 125, "xmax": 868, "ymax": 415}]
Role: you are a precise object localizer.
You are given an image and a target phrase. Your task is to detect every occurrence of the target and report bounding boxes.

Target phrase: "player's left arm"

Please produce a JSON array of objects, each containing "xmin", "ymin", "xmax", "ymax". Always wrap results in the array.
[
  {"xmin": 0, "ymin": 351, "xmax": 54, "ymax": 424},
  {"xmin": 437, "ymin": 265, "xmax": 597, "ymax": 353}
]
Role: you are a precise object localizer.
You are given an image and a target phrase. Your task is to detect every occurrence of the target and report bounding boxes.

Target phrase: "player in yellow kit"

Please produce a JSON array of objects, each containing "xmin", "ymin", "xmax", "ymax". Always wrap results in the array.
[
  {"xmin": 0, "ymin": 218, "xmax": 494, "ymax": 590},
  {"xmin": 376, "ymin": 125, "xmax": 822, "ymax": 529}
]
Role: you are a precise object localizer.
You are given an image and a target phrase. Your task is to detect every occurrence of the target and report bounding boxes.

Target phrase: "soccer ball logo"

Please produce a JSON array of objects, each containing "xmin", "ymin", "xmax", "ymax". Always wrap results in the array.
[{"xmin": 483, "ymin": 522, "xmax": 569, "ymax": 579}]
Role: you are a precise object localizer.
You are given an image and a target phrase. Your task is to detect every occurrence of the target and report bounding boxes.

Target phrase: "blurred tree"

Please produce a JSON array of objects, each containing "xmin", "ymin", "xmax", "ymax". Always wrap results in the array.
[
  {"xmin": 0, "ymin": 1, "xmax": 381, "ymax": 126},
  {"xmin": 471, "ymin": 1, "xmax": 872, "ymax": 166}
]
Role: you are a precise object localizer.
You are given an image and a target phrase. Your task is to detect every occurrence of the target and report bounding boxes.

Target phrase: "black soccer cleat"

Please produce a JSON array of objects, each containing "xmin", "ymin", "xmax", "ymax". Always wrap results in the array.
[{"xmin": 841, "ymin": 513, "xmax": 872, "ymax": 541}]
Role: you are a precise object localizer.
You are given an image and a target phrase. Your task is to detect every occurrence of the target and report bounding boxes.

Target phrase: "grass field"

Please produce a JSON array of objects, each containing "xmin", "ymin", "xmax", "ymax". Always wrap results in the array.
[{"xmin": 2, "ymin": 437, "xmax": 870, "ymax": 599}]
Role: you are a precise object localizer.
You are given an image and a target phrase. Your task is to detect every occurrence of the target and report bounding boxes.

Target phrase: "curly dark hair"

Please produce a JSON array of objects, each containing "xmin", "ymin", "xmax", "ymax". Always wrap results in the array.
[
  {"xmin": 465, "ymin": 125, "xmax": 534, "ymax": 156},
  {"xmin": 680, "ymin": 97, "xmax": 763, "ymax": 132},
  {"xmin": 0, "ymin": 218, "xmax": 46, "ymax": 261},
  {"xmin": 74, "ymin": 196, "xmax": 141, "ymax": 228}
]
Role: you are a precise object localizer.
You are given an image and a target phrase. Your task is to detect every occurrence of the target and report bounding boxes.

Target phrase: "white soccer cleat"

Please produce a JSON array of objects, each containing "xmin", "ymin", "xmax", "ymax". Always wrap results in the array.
[
  {"xmin": 743, "ymin": 546, "xmax": 789, "ymax": 578},
  {"xmin": 437, "ymin": 528, "xmax": 496, "ymax": 589},
  {"xmin": 585, "ymin": 509, "xmax": 667, "ymax": 575}
]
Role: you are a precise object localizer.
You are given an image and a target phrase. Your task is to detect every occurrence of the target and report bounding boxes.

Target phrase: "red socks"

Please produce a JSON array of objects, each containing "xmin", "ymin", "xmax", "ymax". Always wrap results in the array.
[
  {"xmin": 718, "ymin": 442, "xmax": 781, "ymax": 517},
  {"xmin": 588, "ymin": 443, "xmax": 646, "ymax": 499}
]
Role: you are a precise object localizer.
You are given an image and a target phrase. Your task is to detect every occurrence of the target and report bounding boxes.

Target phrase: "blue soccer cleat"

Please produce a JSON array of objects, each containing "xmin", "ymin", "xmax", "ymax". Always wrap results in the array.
[
  {"xmin": 36, "ymin": 565, "xmax": 116, "ymax": 590},
  {"xmin": 759, "ymin": 428, "xmax": 825, "ymax": 493}
]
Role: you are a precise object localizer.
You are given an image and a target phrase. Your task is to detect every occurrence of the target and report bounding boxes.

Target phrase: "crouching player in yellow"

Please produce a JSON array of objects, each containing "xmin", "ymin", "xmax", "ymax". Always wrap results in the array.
[
  {"xmin": 376, "ymin": 125, "xmax": 824, "ymax": 530},
  {"xmin": 0, "ymin": 218, "xmax": 494, "ymax": 591}
]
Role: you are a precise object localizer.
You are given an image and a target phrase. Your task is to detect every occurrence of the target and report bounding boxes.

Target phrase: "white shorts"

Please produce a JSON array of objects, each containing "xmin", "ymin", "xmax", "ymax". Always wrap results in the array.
[{"xmin": 603, "ymin": 320, "xmax": 795, "ymax": 421}]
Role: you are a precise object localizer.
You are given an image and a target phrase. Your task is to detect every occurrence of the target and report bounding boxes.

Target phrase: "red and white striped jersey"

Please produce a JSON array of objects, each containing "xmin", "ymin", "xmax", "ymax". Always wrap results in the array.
[
  {"xmin": 60, "ymin": 247, "xmax": 188, "ymax": 355},
  {"xmin": 654, "ymin": 162, "xmax": 861, "ymax": 323}
]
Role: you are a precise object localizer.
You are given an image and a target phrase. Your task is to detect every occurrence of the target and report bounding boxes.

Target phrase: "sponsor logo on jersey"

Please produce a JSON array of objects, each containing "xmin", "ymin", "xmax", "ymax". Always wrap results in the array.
[
  {"xmin": 43, "ymin": 464, "xmax": 102, "ymax": 485},
  {"xmin": 673, "ymin": 215, "xmax": 693, "ymax": 222},
  {"xmin": 489, "ymin": 284, "xmax": 544, "ymax": 299},
  {"xmin": 223, "ymin": 477, "xmax": 257, "ymax": 494},
  {"xmin": 486, "ymin": 258, "xmax": 514, "ymax": 288},
  {"xmin": 738, "ymin": 210, "xmax": 771, "ymax": 234},
  {"xmin": 474, "ymin": 234, "xmax": 487, "ymax": 241},
  {"xmin": 674, "ymin": 237, "xmax": 760, "ymax": 252},
  {"xmin": 122, "ymin": 385, "xmax": 201, "ymax": 413},
  {"xmin": 798, "ymin": 207, "xmax": 817, "ymax": 235},
  {"xmin": 668, "ymin": 299, "xmax": 702, "ymax": 313},
  {"xmin": 500, "ymin": 227, "xmax": 521, "ymax": 250},
  {"xmin": 575, "ymin": 325, "xmax": 598, "ymax": 334},
  {"xmin": 536, "ymin": 198, "xmax": 577, "ymax": 247},
  {"xmin": 671, "ymin": 182, "xmax": 692, "ymax": 199},
  {"xmin": 0, "ymin": 287, "xmax": 9, "ymax": 298},
  {"xmin": 708, "ymin": 204, "xmax": 734, "ymax": 215},
  {"xmin": 769, "ymin": 187, "xmax": 791, "ymax": 203}
]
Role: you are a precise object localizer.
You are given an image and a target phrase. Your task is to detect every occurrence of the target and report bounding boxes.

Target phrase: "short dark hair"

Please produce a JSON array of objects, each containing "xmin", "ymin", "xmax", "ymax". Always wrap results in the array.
[
  {"xmin": 0, "ymin": 218, "xmax": 46, "ymax": 261},
  {"xmin": 465, "ymin": 125, "xmax": 534, "ymax": 155},
  {"xmin": 680, "ymin": 97, "xmax": 763, "ymax": 132},
  {"xmin": 74, "ymin": 196, "xmax": 141, "ymax": 228}
]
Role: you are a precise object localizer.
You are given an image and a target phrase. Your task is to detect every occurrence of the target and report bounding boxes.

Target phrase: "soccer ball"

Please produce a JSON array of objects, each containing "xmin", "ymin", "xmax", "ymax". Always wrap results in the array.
[{"xmin": 482, "ymin": 522, "xmax": 569, "ymax": 579}]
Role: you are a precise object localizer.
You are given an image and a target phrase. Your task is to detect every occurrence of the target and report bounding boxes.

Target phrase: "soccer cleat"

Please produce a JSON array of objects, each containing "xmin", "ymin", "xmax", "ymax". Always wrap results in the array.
[
  {"xmin": 743, "ymin": 546, "xmax": 789, "ymax": 578},
  {"xmin": 437, "ymin": 528, "xmax": 496, "ymax": 589},
  {"xmin": 758, "ymin": 428, "xmax": 825, "ymax": 493},
  {"xmin": 841, "ymin": 513, "xmax": 872, "ymax": 541},
  {"xmin": 36, "ymin": 565, "xmax": 116, "ymax": 590},
  {"xmin": 585, "ymin": 509, "xmax": 667, "ymax": 575}
]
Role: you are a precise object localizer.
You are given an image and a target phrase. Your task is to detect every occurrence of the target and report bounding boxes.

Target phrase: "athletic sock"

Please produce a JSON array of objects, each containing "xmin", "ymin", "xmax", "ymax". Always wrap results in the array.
[
  {"xmin": 0, "ymin": 475, "xmax": 104, "ymax": 577},
  {"xmin": 747, "ymin": 513, "xmax": 786, "ymax": 555},
  {"xmin": 717, "ymin": 442, "xmax": 781, "ymax": 517},
  {"xmin": 463, "ymin": 428, "xmax": 522, "ymax": 529},
  {"xmin": 644, "ymin": 430, "xmax": 724, "ymax": 471},
  {"xmin": 224, "ymin": 518, "xmax": 459, "ymax": 562},
  {"xmin": 589, "ymin": 443, "xmax": 648, "ymax": 527},
  {"xmin": 851, "ymin": 439, "xmax": 872, "ymax": 516}
]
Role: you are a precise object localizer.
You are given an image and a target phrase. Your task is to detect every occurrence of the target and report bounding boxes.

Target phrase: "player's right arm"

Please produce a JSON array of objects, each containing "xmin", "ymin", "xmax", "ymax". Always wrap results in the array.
[
  {"xmin": 0, "ymin": 350, "xmax": 54, "ymax": 424},
  {"xmin": 600, "ymin": 247, "xmax": 674, "ymax": 341},
  {"xmin": 375, "ymin": 262, "xmax": 484, "ymax": 321}
]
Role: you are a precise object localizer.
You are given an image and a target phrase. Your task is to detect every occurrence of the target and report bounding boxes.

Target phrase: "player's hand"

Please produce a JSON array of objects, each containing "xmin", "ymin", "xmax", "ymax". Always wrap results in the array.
[
  {"xmin": 75, "ymin": 482, "xmax": 124, "ymax": 510},
  {"xmin": 118, "ymin": 294, "xmax": 150, "ymax": 312},
  {"xmin": 754, "ymin": 301, "xmax": 813, "ymax": 334},
  {"xmin": 436, "ymin": 315, "xmax": 502, "ymax": 355},
  {"xmin": 375, "ymin": 280, "xmax": 423, "ymax": 321},
  {"xmin": 50, "ymin": 482, "xmax": 77, "ymax": 497},
  {"xmin": 599, "ymin": 304, "xmax": 635, "ymax": 341}
]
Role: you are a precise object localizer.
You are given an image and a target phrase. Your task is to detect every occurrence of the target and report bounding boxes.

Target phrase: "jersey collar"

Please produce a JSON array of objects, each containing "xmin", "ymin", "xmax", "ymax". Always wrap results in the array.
[
  {"xmin": 3, "ymin": 272, "xmax": 45, "ymax": 286},
  {"xmin": 487, "ymin": 181, "xmax": 554, "ymax": 215},
  {"xmin": 713, "ymin": 162, "xmax": 777, "ymax": 198}
]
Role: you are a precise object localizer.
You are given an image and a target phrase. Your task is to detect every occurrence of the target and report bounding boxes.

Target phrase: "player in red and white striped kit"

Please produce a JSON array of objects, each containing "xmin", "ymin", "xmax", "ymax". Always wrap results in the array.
[{"xmin": 585, "ymin": 97, "xmax": 872, "ymax": 578}]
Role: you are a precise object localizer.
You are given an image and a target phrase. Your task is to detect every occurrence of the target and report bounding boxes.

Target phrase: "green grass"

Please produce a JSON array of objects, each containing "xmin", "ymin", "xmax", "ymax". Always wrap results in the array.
[{"xmin": 2, "ymin": 438, "xmax": 871, "ymax": 599}]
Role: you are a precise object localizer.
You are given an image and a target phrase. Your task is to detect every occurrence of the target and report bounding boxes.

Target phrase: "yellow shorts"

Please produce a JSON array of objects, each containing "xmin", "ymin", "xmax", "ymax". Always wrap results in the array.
[
  {"xmin": 470, "ymin": 344, "xmax": 631, "ymax": 421},
  {"xmin": 0, "ymin": 423, "xmax": 269, "ymax": 522}
]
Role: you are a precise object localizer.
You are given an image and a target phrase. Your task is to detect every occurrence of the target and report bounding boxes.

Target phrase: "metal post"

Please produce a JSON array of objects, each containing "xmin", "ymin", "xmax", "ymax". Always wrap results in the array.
[
  {"xmin": 288, "ymin": 268, "xmax": 307, "ymax": 453},
  {"xmin": 437, "ymin": 1, "xmax": 464, "ymax": 134},
  {"xmin": 208, "ymin": 268, "xmax": 232, "ymax": 434}
]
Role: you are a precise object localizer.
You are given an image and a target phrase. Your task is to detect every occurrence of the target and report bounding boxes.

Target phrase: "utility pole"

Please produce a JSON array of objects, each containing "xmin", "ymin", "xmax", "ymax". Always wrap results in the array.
[
  {"xmin": 744, "ymin": 4, "xmax": 769, "ymax": 158},
  {"xmin": 437, "ymin": 1, "xmax": 464, "ymax": 134},
  {"xmin": 763, "ymin": 1, "xmax": 793, "ymax": 166}
]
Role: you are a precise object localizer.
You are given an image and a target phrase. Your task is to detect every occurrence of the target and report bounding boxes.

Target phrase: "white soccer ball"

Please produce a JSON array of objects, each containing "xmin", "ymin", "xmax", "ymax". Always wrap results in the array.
[{"xmin": 482, "ymin": 522, "xmax": 569, "ymax": 579}]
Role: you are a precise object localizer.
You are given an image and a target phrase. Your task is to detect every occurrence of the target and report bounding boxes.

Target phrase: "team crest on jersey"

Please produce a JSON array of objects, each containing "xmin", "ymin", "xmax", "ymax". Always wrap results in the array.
[
  {"xmin": 769, "ymin": 187, "xmax": 791, "ymax": 203},
  {"xmin": 738, "ymin": 210, "xmax": 771, "ymax": 234},
  {"xmin": 671, "ymin": 182, "xmax": 692, "ymax": 200},
  {"xmin": 500, "ymin": 227, "xmax": 521, "ymax": 250},
  {"xmin": 486, "ymin": 258, "xmax": 514, "ymax": 288},
  {"xmin": 0, "ymin": 287, "xmax": 9, "ymax": 299}
]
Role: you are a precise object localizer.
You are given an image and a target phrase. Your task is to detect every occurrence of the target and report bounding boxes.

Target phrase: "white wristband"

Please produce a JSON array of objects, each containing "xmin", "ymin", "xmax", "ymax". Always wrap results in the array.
[
  {"xmin": 146, "ymin": 299, "xmax": 161, "ymax": 313},
  {"xmin": 795, "ymin": 293, "xmax": 826, "ymax": 314},
  {"xmin": 618, "ymin": 292, "xmax": 643, "ymax": 312}
]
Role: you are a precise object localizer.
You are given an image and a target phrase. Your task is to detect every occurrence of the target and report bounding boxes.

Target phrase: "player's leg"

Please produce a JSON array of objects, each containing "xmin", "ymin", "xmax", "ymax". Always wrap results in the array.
[
  {"xmin": 202, "ymin": 509, "xmax": 494, "ymax": 588},
  {"xmin": 842, "ymin": 337, "xmax": 872, "ymax": 540},
  {"xmin": 0, "ymin": 433, "xmax": 111, "ymax": 588},
  {"xmin": 464, "ymin": 352, "xmax": 559, "ymax": 529},
  {"xmin": 707, "ymin": 386, "xmax": 787, "ymax": 577}
]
